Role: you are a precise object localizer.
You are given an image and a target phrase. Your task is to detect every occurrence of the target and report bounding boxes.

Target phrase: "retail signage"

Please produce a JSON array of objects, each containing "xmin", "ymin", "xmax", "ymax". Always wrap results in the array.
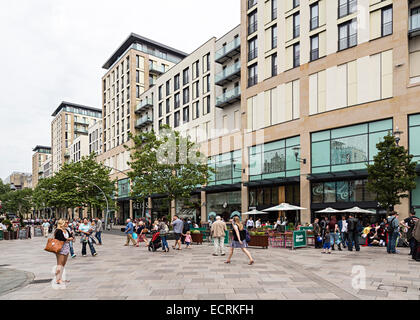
[{"xmin": 292, "ymin": 230, "xmax": 307, "ymax": 249}]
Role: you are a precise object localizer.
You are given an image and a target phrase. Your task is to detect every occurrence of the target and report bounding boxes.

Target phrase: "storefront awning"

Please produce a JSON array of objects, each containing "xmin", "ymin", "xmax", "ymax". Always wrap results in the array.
[
  {"xmin": 203, "ymin": 183, "xmax": 242, "ymax": 193},
  {"xmin": 306, "ymin": 169, "xmax": 368, "ymax": 182},
  {"xmin": 243, "ymin": 176, "xmax": 300, "ymax": 188}
]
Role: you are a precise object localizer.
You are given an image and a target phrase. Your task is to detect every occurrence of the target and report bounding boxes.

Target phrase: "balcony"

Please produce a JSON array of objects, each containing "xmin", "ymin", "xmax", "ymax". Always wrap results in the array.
[
  {"xmin": 64, "ymin": 151, "xmax": 70, "ymax": 158},
  {"xmin": 215, "ymin": 62, "xmax": 241, "ymax": 86},
  {"xmin": 215, "ymin": 87, "xmax": 241, "ymax": 109},
  {"xmin": 135, "ymin": 115, "xmax": 153, "ymax": 129},
  {"xmin": 215, "ymin": 37, "xmax": 241, "ymax": 64},
  {"xmin": 74, "ymin": 118, "xmax": 89, "ymax": 125},
  {"xmin": 135, "ymin": 98, "xmax": 153, "ymax": 114},
  {"xmin": 74, "ymin": 127, "xmax": 88, "ymax": 134},
  {"xmin": 409, "ymin": 13, "xmax": 420, "ymax": 37},
  {"xmin": 149, "ymin": 63, "xmax": 165, "ymax": 75}
]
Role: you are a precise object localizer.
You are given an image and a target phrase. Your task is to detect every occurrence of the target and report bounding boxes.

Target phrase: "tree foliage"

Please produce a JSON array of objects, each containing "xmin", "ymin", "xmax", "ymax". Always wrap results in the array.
[
  {"xmin": 126, "ymin": 126, "xmax": 212, "ymax": 209},
  {"xmin": 366, "ymin": 133, "xmax": 417, "ymax": 213}
]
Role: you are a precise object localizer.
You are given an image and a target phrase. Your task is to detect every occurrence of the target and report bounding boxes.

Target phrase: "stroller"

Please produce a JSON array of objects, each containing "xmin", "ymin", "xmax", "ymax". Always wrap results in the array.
[{"xmin": 148, "ymin": 231, "xmax": 162, "ymax": 252}]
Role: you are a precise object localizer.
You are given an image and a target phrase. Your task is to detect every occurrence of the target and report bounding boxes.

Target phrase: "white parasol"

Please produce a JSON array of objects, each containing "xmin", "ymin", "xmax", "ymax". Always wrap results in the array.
[
  {"xmin": 315, "ymin": 207, "xmax": 342, "ymax": 213},
  {"xmin": 339, "ymin": 207, "xmax": 376, "ymax": 214},
  {"xmin": 263, "ymin": 203, "xmax": 307, "ymax": 212}
]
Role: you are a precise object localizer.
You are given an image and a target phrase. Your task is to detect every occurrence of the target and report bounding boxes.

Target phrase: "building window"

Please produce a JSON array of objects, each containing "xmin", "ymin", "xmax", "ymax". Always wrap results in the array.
[
  {"xmin": 166, "ymin": 115, "xmax": 170, "ymax": 126},
  {"xmin": 136, "ymin": 71, "xmax": 139, "ymax": 83},
  {"xmin": 158, "ymin": 86, "xmax": 163, "ymax": 100},
  {"xmin": 203, "ymin": 53, "xmax": 210, "ymax": 73},
  {"xmin": 272, "ymin": 0, "xmax": 277, "ymax": 20},
  {"xmin": 248, "ymin": 11, "xmax": 258, "ymax": 35},
  {"xmin": 310, "ymin": 35, "xmax": 319, "ymax": 61},
  {"xmin": 193, "ymin": 101, "xmax": 199, "ymax": 120},
  {"xmin": 183, "ymin": 87, "xmax": 190, "ymax": 105},
  {"xmin": 293, "ymin": 0, "xmax": 300, "ymax": 9},
  {"xmin": 271, "ymin": 25, "xmax": 277, "ymax": 49},
  {"xmin": 271, "ymin": 53, "xmax": 278, "ymax": 77},
  {"xmin": 166, "ymin": 98, "xmax": 170, "ymax": 113},
  {"xmin": 183, "ymin": 67, "xmax": 189, "ymax": 85},
  {"xmin": 409, "ymin": 114, "xmax": 420, "ymax": 163},
  {"xmin": 203, "ymin": 96, "xmax": 211, "ymax": 115},
  {"xmin": 194, "ymin": 81, "xmax": 200, "ymax": 99},
  {"xmin": 174, "ymin": 74, "xmax": 180, "ymax": 91},
  {"xmin": 183, "ymin": 107, "xmax": 190, "ymax": 123},
  {"xmin": 248, "ymin": 0, "xmax": 257, "ymax": 10},
  {"xmin": 174, "ymin": 93, "xmax": 180, "ymax": 109},
  {"xmin": 158, "ymin": 119, "xmax": 162, "ymax": 129},
  {"xmin": 293, "ymin": 43, "xmax": 300, "ymax": 68},
  {"xmin": 203, "ymin": 75, "xmax": 210, "ymax": 93},
  {"xmin": 248, "ymin": 37, "xmax": 258, "ymax": 61},
  {"xmin": 310, "ymin": 2, "xmax": 319, "ymax": 30},
  {"xmin": 166, "ymin": 80, "xmax": 171, "ymax": 96},
  {"xmin": 248, "ymin": 64, "xmax": 258, "ymax": 87},
  {"xmin": 338, "ymin": 0, "xmax": 357, "ymax": 19},
  {"xmin": 381, "ymin": 6, "xmax": 393, "ymax": 37},
  {"xmin": 293, "ymin": 13, "xmax": 300, "ymax": 38},
  {"xmin": 208, "ymin": 150, "xmax": 242, "ymax": 186},
  {"xmin": 136, "ymin": 85, "xmax": 140, "ymax": 99},
  {"xmin": 312, "ymin": 179, "xmax": 376, "ymax": 204},
  {"xmin": 338, "ymin": 19, "xmax": 357, "ymax": 51},
  {"xmin": 174, "ymin": 111, "xmax": 180, "ymax": 127},
  {"xmin": 311, "ymin": 118, "xmax": 392, "ymax": 174},
  {"xmin": 193, "ymin": 61, "xmax": 200, "ymax": 79},
  {"xmin": 248, "ymin": 136, "xmax": 300, "ymax": 181}
]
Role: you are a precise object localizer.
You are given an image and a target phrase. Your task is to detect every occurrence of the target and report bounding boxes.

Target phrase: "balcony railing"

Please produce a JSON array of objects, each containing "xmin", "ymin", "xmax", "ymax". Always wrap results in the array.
[
  {"xmin": 74, "ymin": 127, "xmax": 88, "ymax": 134},
  {"xmin": 215, "ymin": 87, "xmax": 241, "ymax": 108},
  {"xmin": 310, "ymin": 16, "xmax": 319, "ymax": 30},
  {"xmin": 135, "ymin": 115, "xmax": 153, "ymax": 128},
  {"xmin": 248, "ymin": 21, "xmax": 258, "ymax": 35},
  {"xmin": 215, "ymin": 61, "xmax": 241, "ymax": 86},
  {"xmin": 248, "ymin": 48, "xmax": 258, "ymax": 61},
  {"xmin": 215, "ymin": 37, "xmax": 241, "ymax": 63},
  {"xmin": 135, "ymin": 98, "xmax": 153, "ymax": 113},
  {"xmin": 74, "ymin": 118, "xmax": 89, "ymax": 125},
  {"xmin": 338, "ymin": 33, "xmax": 357, "ymax": 51},
  {"xmin": 248, "ymin": 0, "xmax": 257, "ymax": 10},
  {"xmin": 338, "ymin": 0, "xmax": 357, "ymax": 19},
  {"xmin": 149, "ymin": 63, "xmax": 165, "ymax": 75}
]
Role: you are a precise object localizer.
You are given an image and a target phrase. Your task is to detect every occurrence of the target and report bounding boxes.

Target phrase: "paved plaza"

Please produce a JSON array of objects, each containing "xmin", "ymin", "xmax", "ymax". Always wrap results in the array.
[{"xmin": 0, "ymin": 233, "xmax": 419, "ymax": 300}]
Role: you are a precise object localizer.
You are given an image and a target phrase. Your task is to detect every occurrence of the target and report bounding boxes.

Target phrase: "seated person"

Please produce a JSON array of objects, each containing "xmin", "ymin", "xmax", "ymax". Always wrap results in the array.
[
  {"xmin": 376, "ymin": 225, "xmax": 386, "ymax": 246},
  {"xmin": 367, "ymin": 229, "xmax": 379, "ymax": 246}
]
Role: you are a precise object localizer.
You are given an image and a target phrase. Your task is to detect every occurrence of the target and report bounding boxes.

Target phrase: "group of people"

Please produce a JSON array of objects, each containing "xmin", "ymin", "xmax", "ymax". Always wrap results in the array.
[{"xmin": 312, "ymin": 211, "xmax": 420, "ymax": 260}]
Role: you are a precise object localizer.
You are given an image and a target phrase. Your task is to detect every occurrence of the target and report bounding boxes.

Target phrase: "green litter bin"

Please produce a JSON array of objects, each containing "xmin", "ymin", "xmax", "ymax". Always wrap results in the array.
[{"xmin": 0, "ymin": 230, "xmax": 3, "ymax": 241}]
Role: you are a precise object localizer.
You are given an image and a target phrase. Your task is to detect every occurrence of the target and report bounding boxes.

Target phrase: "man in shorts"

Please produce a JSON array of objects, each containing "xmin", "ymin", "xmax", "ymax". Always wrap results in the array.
[{"xmin": 171, "ymin": 215, "xmax": 183, "ymax": 250}]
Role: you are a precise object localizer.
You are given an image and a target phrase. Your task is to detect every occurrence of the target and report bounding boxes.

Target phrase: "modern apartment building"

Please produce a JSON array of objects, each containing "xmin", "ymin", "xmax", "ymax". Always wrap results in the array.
[
  {"xmin": 51, "ymin": 102, "xmax": 102, "ymax": 173},
  {"xmin": 4, "ymin": 172, "xmax": 32, "ymax": 190},
  {"xmin": 70, "ymin": 135, "xmax": 89, "ymax": 163},
  {"xmin": 31, "ymin": 146, "xmax": 51, "ymax": 188},
  {"xmin": 89, "ymin": 120, "xmax": 103, "ymax": 156},
  {"xmin": 232, "ymin": 0, "xmax": 420, "ymax": 223},
  {"xmin": 97, "ymin": 33, "xmax": 187, "ymax": 221}
]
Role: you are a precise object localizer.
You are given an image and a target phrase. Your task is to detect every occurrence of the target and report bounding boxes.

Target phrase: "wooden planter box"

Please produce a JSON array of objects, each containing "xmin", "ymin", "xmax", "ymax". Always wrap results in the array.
[
  {"xmin": 191, "ymin": 233, "xmax": 203, "ymax": 244},
  {"xmin": 3, "ymin": 231, "xmax": 10, "ymax": 240},
  {"xmin": 248, "ymin": 235, "xmax": 269, "ymax": 248}
]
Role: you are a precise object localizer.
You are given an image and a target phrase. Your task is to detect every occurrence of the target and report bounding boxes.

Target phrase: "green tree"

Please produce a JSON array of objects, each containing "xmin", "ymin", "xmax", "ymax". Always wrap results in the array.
[
  {"xmin": 0, "ymin": 179, "xmax": 11, "ymax": 214},
  {"xmin": 366, "ymin": 133, "xmax": 417, "ymax": 214},
  {"xmin": 126, "ymin": 126, "xmax": 212, "ymax": 216},
  {"xmin": 0, "ymin": 188, "xmax": 33, "ymax": 217}
]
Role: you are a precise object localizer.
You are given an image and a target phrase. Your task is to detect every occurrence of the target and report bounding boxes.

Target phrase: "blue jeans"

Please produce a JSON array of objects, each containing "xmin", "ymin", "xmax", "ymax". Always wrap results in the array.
[
  {"xmin": 161, "ymin": 235, "xmax": 169, "ymax": 250},
  {"xmin": 69, "ymin": 241, "xmax": 75, "ymax": 256},
  {"xmin": 330, "ymin": 233, "xmax": 339, "ymax": 246},
  {"xmin": 82, "ymin": 240, "xmax": 96, "ymax": 256},
  {"xmin": 387, "ymin": 231, "xmax": 398, "ymax": 253},
  {"xmin": 95, "ymin": 231, "xmax": 102, "ymax": 245}
]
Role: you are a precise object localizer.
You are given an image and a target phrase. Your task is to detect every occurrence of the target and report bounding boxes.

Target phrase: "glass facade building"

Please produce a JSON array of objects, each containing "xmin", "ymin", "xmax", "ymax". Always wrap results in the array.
[
  {"xmin": 311, "ymin": 119, "xmax": 393, "ymax": 173},
  {"xmin": 249, "ymin": 136, "xmax": 300, "ymax": 181},
  {"xmin": 409, "ymin": 114, "xmax": 420, "ymax": 217},
  {"xmin": 207, "ymin": 150, "xmax": 242, "ymax": 186}
]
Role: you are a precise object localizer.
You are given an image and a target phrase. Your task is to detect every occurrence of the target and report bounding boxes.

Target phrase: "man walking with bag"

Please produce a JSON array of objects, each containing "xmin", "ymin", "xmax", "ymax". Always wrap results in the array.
[
  {"xmin": 387, "ymin": 212, "xmax": 400, "ymax": 254},
  {"xmin": 347, "ymin": 214, "xmax": 360, "ymax": 252},
  {"xmin": 211, "ymin": 216, "xmax": 227, "ymax": 256}
]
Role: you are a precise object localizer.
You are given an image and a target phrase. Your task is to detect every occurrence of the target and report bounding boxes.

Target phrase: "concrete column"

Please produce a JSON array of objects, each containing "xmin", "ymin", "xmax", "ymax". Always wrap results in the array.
[
  {"xmin": 171, "ymin": 200, "xmax": 176, "ymax": 219},
  {"xmin": 129, "ymin": 200, "xmax": 133, "ymax": 219},
  {"xmin": 300, "ymin": 131, "xmax": 311, "ymax": 224}
]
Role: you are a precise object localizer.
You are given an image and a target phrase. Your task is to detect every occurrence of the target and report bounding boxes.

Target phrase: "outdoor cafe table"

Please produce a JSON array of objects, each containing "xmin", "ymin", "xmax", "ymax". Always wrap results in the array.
[{"xmin": 268, "ymin": 231, "xmax": 294, "ymax": 248}]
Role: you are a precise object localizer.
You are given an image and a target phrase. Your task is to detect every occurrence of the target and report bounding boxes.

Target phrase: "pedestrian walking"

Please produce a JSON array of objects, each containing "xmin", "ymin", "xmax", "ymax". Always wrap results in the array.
[
  {"xmin": 184, "ymin": 231, "xmax": 192, "ymax": 249},
  {"xmin": 225, "ymin": 216, "xmax": 254, "ymax": 265},
  {"xmin": 322, "ymin": 226, "xmax": 332, "ymax": 254},
  {"xmin": 53, "ymin": 219, "xmax": 73, "ymax": 284},
  {"xmin": 347, "ymin": 214, "xmax": 361, "ymax": 252},
  {"xmin": 404, "ymin": 211, "xmax": 419, "ymax": 256},
  {"xmin": 79, "ymin": 218, "xmax": 97, "ymax": 256},
  {"xmin": 42, "ymin": 220, "xmax": 50, "ymax": 238},
  {"xmin": 65, "ymin": 221, "xmax": 76, "ymax": 258},
  {"xmin": 181, "ymin": 218, "xmax": 190, "ymax": 244},
  {"xmin": 338, "ymin": 215, "xmax": 348, "ymax": 248},
  {"xmin": 387, "ymin": 212, "xmax": 400, "ymax": 254},
  {"xmin": 328, "ymin": 216, "xmax": 341, "ymax": 251},
  {"xmin": 95, "ymin": 218, "xmax": 103, "ymax": 245},
  {"xmin": 158, "ymin": 217, "xmax": 170, "ymax": 252},
  {"xmin": 171, "ymin": 215, "xmax": 183, "ymax": 250},
  {"xmin": 313, "ymin": 218, "xmax": 322, "ymax": 249},
  {"xmin": 124, "ymin": 219, "xmax": 137, "ymax": 247},
  {"xmin": 211, "ymin": 216, "xmax": 227, "ymax": 256}
]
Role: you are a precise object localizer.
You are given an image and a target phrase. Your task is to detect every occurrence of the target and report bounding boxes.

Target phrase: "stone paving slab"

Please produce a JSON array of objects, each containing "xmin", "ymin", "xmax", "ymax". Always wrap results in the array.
[{"xmin": 1, "ymin": 234, "xmax": 419, "ymax": 300}]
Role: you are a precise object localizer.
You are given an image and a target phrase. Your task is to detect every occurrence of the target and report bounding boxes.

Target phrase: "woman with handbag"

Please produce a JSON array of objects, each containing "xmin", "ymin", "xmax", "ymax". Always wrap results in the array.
[
  {"xmin": 53, "ymin": 219, "xmax": 73, "ymax": 285},
  {"xmin": 225, "ymin": 216, "xmax": 254, "ymax": 265}
]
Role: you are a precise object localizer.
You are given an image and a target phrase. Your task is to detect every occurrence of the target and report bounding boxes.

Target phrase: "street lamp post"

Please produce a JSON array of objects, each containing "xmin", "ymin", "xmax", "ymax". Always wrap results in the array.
[
  {"xmin": 73, "ymin": 176, "xmax": 110, "ymax": 230},
  {"xmin": 393, "ymin": 127, "xmax": 403, "ymax": 146}
]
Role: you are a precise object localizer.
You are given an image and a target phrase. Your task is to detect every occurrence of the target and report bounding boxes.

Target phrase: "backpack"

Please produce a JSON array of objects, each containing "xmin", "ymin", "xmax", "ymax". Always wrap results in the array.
[{"xmin": 386, "ymin": 217, "xmax": 396, "ymax": 233}]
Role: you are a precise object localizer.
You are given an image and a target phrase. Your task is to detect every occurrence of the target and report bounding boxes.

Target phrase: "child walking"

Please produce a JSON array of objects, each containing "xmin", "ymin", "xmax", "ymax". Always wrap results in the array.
[
  {"xmin": 184, "ymin": 231, "xmax": 192, "ymax": 249},
  {"xmin": 322, "ymin": 226, "xmax": 332, "ymax": 254}
]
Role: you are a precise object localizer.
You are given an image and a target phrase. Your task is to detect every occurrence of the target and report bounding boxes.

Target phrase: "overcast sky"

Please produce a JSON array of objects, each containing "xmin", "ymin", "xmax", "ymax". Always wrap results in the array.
[{"xmin": 0, "ymin": 0, "xmax": 240, "ymax": 181}]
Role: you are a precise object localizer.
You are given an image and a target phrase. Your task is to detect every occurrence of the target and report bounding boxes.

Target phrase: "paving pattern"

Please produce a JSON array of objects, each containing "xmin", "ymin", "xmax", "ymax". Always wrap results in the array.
[{"xmin": 0, "ymin": 234, "xmax": 419, "ymax": 300}]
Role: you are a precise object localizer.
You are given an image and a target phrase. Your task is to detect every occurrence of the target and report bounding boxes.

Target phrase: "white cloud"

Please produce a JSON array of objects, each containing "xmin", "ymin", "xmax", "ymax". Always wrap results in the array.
[{"xmin": 0, "ymin": 0, "xmax": 240, "ymax": 180}]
